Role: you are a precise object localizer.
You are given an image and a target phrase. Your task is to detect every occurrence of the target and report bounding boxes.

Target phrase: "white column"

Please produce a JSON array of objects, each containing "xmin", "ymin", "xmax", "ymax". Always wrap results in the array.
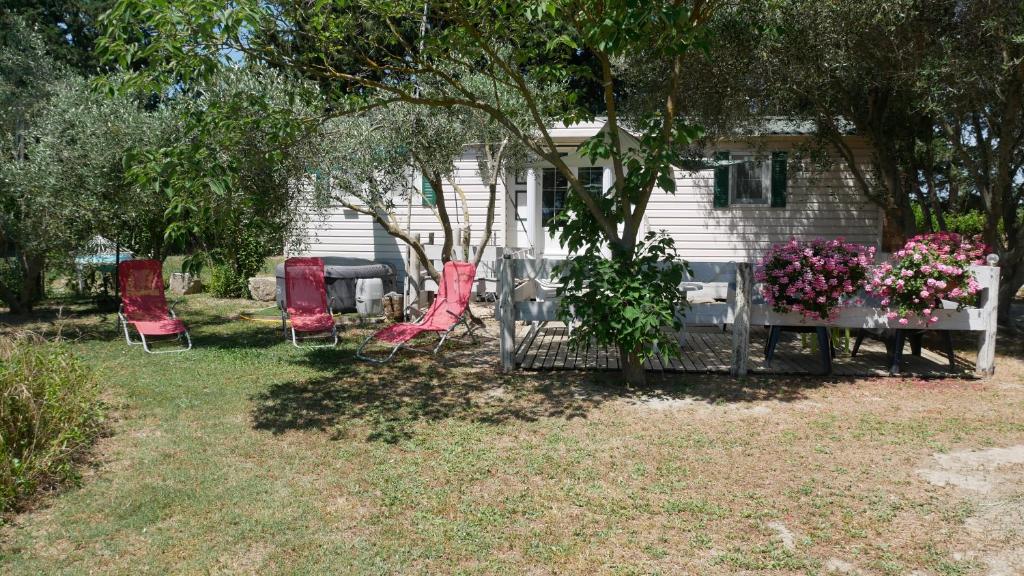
[
  {"xmin": 525, "ymin": 167, "xmax": 541, "ymax": 255},
  {"xmin": 602, "ymin": 165, "xmax": 613, "ymax": 196}
]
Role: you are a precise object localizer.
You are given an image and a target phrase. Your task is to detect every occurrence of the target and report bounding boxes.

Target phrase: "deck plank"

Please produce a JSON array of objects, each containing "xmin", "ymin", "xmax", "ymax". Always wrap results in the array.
[
  {"xmin": 687, "ymin": 335, "xmax": 717, "ymax": 372},
  {"xmin": 698, "ymin": 333, "xmax": 732, "ymax": 372},
  {"xmin": 515, "ymin": 323, "xmax": 973, "ymax": 377},
  {"xmin": 534, "ymin": 325, "xmax": 555, "ymax": 370},
  {"xmin": 515, "ymin": 323, "xmax": 542, "ymax": 369}
]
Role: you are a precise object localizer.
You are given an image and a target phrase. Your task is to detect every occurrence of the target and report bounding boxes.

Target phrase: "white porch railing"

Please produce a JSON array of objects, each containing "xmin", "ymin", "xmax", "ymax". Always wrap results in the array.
[{"xmin": 495, "ymin": 256, "xmax": 1001, "ymax": 378}]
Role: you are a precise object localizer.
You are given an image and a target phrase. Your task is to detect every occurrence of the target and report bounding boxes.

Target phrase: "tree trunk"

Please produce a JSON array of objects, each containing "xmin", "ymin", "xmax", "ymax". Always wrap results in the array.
[
  {"xmin": 997, "ymin": 258, "xmax": 1023, "ymax": 328},
  {"xmin": 924, "ymin": 157, "xmax": 946, "ymax": 232},
  {"xmin": 0, "ymin": 254, "xmax": 45, "ymax": 314},
  {"xmin": 916, "ymin": 186, "xmax": 933, "ymax": 233},
  {"xmin": 619, "ymin": 345, "xmax": 647, "ymax": 386}
]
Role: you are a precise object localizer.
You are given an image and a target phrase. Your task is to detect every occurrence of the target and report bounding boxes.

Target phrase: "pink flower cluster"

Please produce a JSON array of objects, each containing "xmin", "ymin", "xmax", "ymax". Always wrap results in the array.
[
  {"xmin": 867, "ymin": 232, "xmax": 987, "ymax": 325},
  {"xmin": 756, "ymin": 238, "xmax": 875, "ymax": 320}
]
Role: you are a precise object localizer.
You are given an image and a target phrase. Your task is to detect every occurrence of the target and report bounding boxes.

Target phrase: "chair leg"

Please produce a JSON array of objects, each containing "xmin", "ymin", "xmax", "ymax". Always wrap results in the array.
[
  {"xmin": 910, "ymin": 332, "xmax": 923, "ymax": 356},
  {"xmin": 356, "ymin": 333, "xmax": 404, "ymax": 363},
  {"xmin": 120, "ymin": 314, "xmax": 140, "ymax": 346},
  {"xmin": 943, "ymin": 331, "xmax": 956, "ymax": 371},
  {"xmin": 851, "ymin": 329, "xmax": 866, "ymax": 357},
  {"xmin": 139, "ymin": 330, "xmax": 192, "ymax": 354},
  {"xmin": 765, "ymin": 326, "xmax": 781, "ymax": 366},
  {"xmin": 291, "ymin": 326, "xmax": 338, "ymax": 348},
  {"xmin": 889, "ymin": 330, "xmax": 906, "ymax": 375},
  {"xmin": 816, "ymin": 327, "xmax": 833, "ymax": 376}
]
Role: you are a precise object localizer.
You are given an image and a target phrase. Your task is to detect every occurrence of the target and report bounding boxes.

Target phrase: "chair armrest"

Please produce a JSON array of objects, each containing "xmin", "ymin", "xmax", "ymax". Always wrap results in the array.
[
  {"xmin": 168, "ymin": 298, "xmax": 184, "ymax": 318},
  {"xmin": 328, "ymin": 296, "xmax": 338, "ymax": 316}
]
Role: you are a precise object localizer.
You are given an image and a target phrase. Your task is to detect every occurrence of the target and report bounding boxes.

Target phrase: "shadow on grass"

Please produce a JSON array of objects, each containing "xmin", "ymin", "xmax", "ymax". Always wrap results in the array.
[
  {"xmin": 0, "ymin": 296, "xmax": 289, "ymax": 351},
  {"xmin": 249, "ymin": 330, "xmax": 850, "ymax": 443},
  {"xmin": 250, "ymin": 343, "xmax": 624, "ymax": 442}
]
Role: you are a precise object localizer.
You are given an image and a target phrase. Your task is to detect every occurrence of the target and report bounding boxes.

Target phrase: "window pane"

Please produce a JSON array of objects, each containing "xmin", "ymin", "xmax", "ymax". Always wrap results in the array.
[
  {"xmin": 733, "ymin": 160, "xmax": 765, "ymax": 203},
  {"xmin": 578, "ymin": 166, "xmax": 604, "ymax": 197},
  {"xmin": 542, "ymin": 168, "xmax": 567, "ymax": 225}
]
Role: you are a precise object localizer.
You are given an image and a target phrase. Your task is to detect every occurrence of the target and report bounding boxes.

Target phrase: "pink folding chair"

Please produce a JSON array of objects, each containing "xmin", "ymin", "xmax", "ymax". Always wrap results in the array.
[
  {"xmin": 357, "ymin": 260, "xmax": 477, "ymax": 363},
  {"xmin": 281, "ymin": 257, "xmax": 338, "ymax": 347},
  {"xmin": 117, "ymin": 260, "xmax": 192, "ymax": 353}
]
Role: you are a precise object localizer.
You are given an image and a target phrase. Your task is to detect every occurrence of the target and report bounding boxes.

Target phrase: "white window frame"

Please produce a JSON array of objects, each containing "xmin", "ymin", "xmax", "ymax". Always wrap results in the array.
[
  {"xmin": 729, "ymin": 155, "xmax": 772, "ymax": 206},
  {"xmin": 577, "ymin": 166, "xmax": 605, "ymax": 197}
]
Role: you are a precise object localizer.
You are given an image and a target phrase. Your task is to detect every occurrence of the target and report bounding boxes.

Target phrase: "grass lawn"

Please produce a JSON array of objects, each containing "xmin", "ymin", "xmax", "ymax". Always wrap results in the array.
[{"xmin": 1, "ymin": 295, "xmax": 1023, "ymax": 575}]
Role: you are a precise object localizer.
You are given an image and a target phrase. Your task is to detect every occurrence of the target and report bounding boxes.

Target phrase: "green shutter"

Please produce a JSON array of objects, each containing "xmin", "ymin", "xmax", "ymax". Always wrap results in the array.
[
  {"xmin": 770, "ymin": 151, "xmax": 788, "ymax": 208},
  {"xmin": 713, "ymin": 151, "xmax": 730, "ymax": 208},
  {"xmin": 421, "ymin": 175, "xmax": 436, "ymax": 207}
]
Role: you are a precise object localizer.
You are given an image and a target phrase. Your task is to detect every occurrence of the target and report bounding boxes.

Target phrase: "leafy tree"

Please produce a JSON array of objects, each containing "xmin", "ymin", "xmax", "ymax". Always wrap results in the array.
[
  {"xmin": 0, "ymin": 1, "xmax": 112, "ymax": 75},
  {"xmin": 722, "ymin": 0, "xmax": 951, "ymax": 249},
  {"xmin": 312, "ymin": 87, "xmax": 530, "ymax": 283},
  {"xmin": 99, "ymin": 1, "xmax": 719, "ymax": 385},
  {"xmin": 0, "ymin": 20, "xmax": 163, "ymax": 312},
  {"xmin": 0, "ymin": 74, "xmax": 154, "ymax": 312},
  {"xmin": 928, "ymin": 0, "xmax": 1024, "ymax": 324},
  {"xmin": 123, "ymin": 65, "xmax": 323, "ymax": 297}
]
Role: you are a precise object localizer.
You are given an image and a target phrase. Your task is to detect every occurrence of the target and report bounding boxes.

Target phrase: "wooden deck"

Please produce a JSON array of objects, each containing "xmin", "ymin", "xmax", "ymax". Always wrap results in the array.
[{"xmin": 515, "ymin": 324, "xmax": 975, "ymax": 377}]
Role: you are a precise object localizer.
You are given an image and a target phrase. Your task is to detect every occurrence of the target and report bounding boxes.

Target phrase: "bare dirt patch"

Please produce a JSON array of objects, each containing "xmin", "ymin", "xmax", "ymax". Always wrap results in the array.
[{"xmin": 918, "ymin": 445, "xmax": 1024, "ymax": 575}]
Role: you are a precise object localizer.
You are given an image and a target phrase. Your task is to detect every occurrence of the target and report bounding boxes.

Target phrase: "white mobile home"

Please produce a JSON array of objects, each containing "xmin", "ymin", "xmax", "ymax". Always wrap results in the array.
[{"xmin": 293, "ymin": 119, "xmax": 882, "ymax": 290}]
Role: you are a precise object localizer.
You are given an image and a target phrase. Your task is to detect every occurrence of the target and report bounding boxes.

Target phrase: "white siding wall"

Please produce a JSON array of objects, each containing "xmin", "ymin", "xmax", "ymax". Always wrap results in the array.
[
  {"xmin": 294, "ymin": 135, "xmax": 883, "ymax": 276},
  {"xmin": 293, "ymin": 147, "xmax": 505, "ymax": 284},
  {"xmin": 648, "ymin": 136, "xmax": 882, "ymax": 262}
]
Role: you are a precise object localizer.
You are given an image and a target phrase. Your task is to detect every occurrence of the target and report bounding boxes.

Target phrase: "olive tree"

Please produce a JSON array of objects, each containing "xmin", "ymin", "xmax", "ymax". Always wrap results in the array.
[
  {"xmin": 311, "ymin": 90, "xmax": 530, "ymax": 283},
  {"xmin": 0, "ymin": 16, "xmax": 163, "ymax": 312},
  {"xmin": 123, "ymin": 65, "xmax": 323, "ymax": 297}
]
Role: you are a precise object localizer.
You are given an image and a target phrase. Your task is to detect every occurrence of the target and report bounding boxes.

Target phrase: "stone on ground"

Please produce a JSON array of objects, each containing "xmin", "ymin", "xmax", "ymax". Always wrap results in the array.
[
  {"xmin": 247, "ymin": 277, "xmax": 277, "ymax": 302},
  {"xmin": 169, "ymin": 272, "xmax": 203, "ymax": 295}
]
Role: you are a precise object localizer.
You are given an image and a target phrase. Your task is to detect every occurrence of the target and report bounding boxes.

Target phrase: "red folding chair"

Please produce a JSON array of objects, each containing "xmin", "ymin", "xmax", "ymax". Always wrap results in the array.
[
  {"xmin": 357, "ymin": 260, "xmax": 477, "ymax": 363},
  {"xmin": 281, "ymin": 257, "xmax": 338, "ymax": 347},
  {"xmin": 117, "ymin": 259, "xmax": 192, "ymax": 353}
]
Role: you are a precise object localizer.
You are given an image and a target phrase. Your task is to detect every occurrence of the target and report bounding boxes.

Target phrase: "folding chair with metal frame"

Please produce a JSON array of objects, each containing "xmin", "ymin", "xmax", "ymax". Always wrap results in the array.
[
  {"xmin": 357, "ymin": 261, "xmax": 477, "ymax": 363},
  {"xmin": 117, "ymin": 259, "xmax": 193, "ymax": 354},
  {"xmin": 281, "ymin": 257, "xmax": 340, "ymax": 348}
]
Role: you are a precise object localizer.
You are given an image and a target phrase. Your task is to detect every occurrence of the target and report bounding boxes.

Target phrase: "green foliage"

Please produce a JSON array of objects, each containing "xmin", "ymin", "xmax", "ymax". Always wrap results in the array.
[
  {"xmin": 0, "ymin": 18, "xmax": 170, "ymax": 312},
  {"xmin": 1, "ymin": 2, "xmax": 113, "ymax": 74},
  {"xmin": 123, "ymin": 65, "xmax": 321, "ymax": 287},
  {"xmin": 555, "ymin": 232, "xmax": 689, "ymax": 365},
  {"xmin": 205, "ymin": 231, "xmax": 268, "ymax": 298},
  {"xmin": 0, "ymin": 334, "xmax": 104, "ymax": 512},
  {"xmin": 913, "ymin": 206, "xmax": 989, "ymax": 238},
  {"xmin": 0, "ymin": 25, "xmax": 162, "ymax": 310}
]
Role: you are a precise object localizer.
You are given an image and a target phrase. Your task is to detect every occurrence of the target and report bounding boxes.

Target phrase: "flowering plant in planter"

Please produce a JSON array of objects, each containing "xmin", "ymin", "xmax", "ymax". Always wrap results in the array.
[
  {"xmin": 867, "ymin": 232, "xmax": 988, "ymax": 325},
  {"xmin": 756, "ymin": 238, "xmax": 876, "ymax": 320}
]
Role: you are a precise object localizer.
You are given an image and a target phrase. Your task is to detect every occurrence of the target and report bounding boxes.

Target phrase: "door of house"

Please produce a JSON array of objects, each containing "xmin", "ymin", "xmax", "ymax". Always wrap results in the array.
[{"xmin": 539, "ymin": 165, "xmax": 608, "ymax": 257}]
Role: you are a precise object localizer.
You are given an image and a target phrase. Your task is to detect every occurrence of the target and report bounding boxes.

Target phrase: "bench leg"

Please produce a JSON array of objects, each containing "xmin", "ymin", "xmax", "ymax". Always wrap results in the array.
[{"xmin": 910, "ymin": 332, "xmax": 923, "ymax": 356}]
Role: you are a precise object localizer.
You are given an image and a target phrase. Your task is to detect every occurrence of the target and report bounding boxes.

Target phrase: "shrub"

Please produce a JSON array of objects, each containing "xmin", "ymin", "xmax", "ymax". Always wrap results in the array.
[
  {"xmin": 756, "ymin": 238, "xmax": 875, "ymax": 320},
  {"xmin": 867, "ymin": 232, "xmax": 988, "ymax": 325},
  {"xmin": 207, "ymin": 263, "xmax": 247, "ymax": 298},
  {"xmin": 0, "ymin": 334, "xmax": 103, "ymax": 512}
]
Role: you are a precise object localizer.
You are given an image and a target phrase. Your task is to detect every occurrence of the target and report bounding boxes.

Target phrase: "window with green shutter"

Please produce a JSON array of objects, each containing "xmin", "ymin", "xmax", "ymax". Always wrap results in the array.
[
  {"xmin": 421, "ymin": 174, "xmax": 436, "ymax": 207},
  {"xmin": 770, "ymin": 151, "xmax": 788, "ymax": 208},
  {"xmin": 713, "ymin": 151, "xmax": 730, "ymax": 208},
  {"xmin": 713, "ymin": 151, "xmax": 788, "ymax": 208}
]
